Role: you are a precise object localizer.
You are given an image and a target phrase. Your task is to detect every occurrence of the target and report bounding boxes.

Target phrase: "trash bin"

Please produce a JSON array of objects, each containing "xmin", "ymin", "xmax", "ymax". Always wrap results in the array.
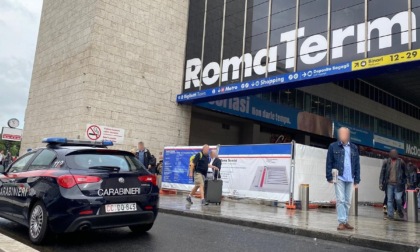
[
  {"xmin": 406, "ymin": 190, "xmax": 418, "ymax": 223},
  {"xmin": 300, "ymin": 184, "xmax": 309, "ymax": 211}
]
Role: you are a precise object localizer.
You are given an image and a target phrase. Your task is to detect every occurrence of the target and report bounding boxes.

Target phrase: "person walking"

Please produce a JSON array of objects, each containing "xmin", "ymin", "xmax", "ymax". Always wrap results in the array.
[
  {"xmin": 208, "ymin": 150, "xmax": 222, "ymax": 180},
  {"xmin": 136, "ymin": 142, "xmax": 152, "ymax": 169},
  {"xmin": 326, "ymin": 127, "xmax": 360, "ymax": 231},
  {"xmin": 407, "ymin": 162, "xmax": 417, "ymax": 190},
  {"xmin": 186, "ymin": 145, "xmax": 210, "ymax": 205},
  {"xmin": 379, "ymin": 149, "xmax": 409, "ymax": 220},
  {"xmin": 416, "ymin": 165, "xmax": 420, "ymax": 209},
  {"xmin": 417, "ymin": 166, "xmax": 420, "ymax": 188},
  {"xmin": 156, "ymin": 152, "xmax": 163, "ymax": 189},
  {"xmin": 3, "ymin": 151, "xmax": 12, "ymax": 168},
  {"xmin": 0, "ymin": 150, "xmax": 4, "ymax": 166}
]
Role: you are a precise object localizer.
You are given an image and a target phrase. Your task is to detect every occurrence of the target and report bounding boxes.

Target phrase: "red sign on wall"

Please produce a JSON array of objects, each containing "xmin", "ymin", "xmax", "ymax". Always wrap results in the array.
[{"xmin": 1, "ymin": 127, "xmax": 23, "ymax": 142}]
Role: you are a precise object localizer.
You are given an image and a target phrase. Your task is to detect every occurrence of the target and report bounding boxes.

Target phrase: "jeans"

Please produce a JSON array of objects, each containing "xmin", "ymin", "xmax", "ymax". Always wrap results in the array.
[
  {"xmin": 335, "ymin": 179, "xmax": 353, "ymax": 224},
  {"xmin": 386, "ymin": 184, "xmax": 403, "ymax": 218}
]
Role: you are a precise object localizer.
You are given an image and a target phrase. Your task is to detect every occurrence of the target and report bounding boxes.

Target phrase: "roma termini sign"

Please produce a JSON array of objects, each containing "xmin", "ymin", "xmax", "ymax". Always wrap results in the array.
[{"xmin": 179, "ymin": 11, "xmax": 420, "ymax": 103}]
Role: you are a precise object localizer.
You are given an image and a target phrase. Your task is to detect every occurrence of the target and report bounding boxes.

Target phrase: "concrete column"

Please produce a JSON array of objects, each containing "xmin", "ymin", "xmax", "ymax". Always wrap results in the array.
[{"xmin": 21, "ymin": 0, "xmax": 191, "ymax": 154}]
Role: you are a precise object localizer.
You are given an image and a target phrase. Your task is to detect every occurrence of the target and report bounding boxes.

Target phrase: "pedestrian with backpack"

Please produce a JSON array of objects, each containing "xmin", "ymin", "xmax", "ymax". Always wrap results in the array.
[{"xmin": 186, "ymin": 144, "xmax": 209, "ymax": 205}]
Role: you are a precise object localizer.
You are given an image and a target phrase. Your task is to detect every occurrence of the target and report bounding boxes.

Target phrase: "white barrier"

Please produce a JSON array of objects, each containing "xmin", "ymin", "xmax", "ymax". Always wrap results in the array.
[
  {"xmin": 162, "ymin": 143, "xmax": 386, "ymax": 203},
  {"xmin": 294, "ymin": 143, "xmax": 384, "ymax": 203},
  {"xmin": 162, "ymin": 144, "xmax": 293, "ymax": 201}
]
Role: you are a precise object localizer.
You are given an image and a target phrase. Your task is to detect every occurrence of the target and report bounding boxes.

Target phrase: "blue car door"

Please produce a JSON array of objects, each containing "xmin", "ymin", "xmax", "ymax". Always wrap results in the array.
[
  {"xmin": 13, "ymin": 149, "xmax": 57, "ymax": 220},
  {"xmin": 0, "ymin": 172, "xmax": 15, "ymax": 217},
  {"xmin": 1, "ymin": 152, "xmax": 37, "ymax": 220}
]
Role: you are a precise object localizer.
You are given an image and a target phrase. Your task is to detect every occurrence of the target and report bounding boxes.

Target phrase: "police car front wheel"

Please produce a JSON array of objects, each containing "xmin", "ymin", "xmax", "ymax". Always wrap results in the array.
[
  {"xmin": 129, "ymin": 223, "xmax": 154, "ymax": 233},
  {"xmin": 29, "ymin": 202, "xmax": 51, "ymax": 244}
]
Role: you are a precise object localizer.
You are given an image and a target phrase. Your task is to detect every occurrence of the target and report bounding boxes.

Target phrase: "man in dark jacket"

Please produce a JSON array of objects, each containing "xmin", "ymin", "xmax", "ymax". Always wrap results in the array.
[
  {"xmin": 326, "ymin": 127, "xmax": 360, "ymax": 231},
  {"xmin": 407, "ymin": 162, "xmax": 417, "ymax": 190},
  {"xmin": 379, "ymin": 149, "xmax": 408, "ymax": 220},
  {"xmin": 187, "ymin": 144, "xmax": 209, "ymax": 205},
  {"xmin": 417, "ymin": 165, "xmax": 420, "ymax": 189},
  {"xmin": 136, "ymin": 142, "xmax": 152, "ymax": 169}
]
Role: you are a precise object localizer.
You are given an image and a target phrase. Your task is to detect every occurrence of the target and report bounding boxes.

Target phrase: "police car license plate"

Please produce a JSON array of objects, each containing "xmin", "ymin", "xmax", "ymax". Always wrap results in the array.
[{"xmin": 105, "ymin": 203, "xmax": 137, "ymax": 213}]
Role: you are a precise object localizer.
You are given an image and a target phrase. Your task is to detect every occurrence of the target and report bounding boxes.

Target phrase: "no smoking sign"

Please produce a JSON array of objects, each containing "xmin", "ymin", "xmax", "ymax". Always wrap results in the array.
[
  {"xmin": 85, "ymin": 124, "xmax": 125, "ymax": 144},
  {"xmin": 86, "ymin": 125, "xmax": 102, "ymax": 140}
]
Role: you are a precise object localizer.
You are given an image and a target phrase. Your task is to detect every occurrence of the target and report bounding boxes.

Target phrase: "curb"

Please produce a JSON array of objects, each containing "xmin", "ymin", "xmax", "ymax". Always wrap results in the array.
[
  {"xmin": 0, "ymin": 232, "xmax": 38, "ymax": 252},
  {"xmin": 159, "ymin": 208, "xmax": 419, "ymax": 252}
]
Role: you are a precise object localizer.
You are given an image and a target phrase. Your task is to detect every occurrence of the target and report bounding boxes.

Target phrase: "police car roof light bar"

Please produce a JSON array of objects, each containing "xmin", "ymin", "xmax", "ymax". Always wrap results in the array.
[
  {"xmin": 42, "ymin": 137, "xmax": 67, "ymax": 144},
  {"xmin": 42, "ymin": 137, "xmax": 113, "ymax": 147}
]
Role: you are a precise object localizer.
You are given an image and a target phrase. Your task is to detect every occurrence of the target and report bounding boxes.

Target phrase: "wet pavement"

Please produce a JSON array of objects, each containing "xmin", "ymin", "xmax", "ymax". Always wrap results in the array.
[
  {"xmin": 0, "ymin": 213, "xmax": 384, "ymax": 252},
  {"xmin": 159, "ymin": 194, "xmax": 420, "ymax": 251}
]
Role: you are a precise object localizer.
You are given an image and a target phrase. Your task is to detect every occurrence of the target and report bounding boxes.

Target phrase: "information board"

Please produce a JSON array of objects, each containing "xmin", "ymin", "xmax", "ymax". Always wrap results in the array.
[
  {"xmin": 219, "ymin": 144, "xmax": 293, "ymax": 201},
  {"xmin": 162, "ymin": 146, "xmax": 216, "ymax": 185},
  {"xmin": 162, "ymin": 144, "xmax": 293, "ymax": 201}
]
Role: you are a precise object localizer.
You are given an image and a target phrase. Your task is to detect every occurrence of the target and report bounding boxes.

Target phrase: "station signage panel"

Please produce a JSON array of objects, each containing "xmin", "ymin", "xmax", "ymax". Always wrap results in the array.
[
  {"xmin": 178, "ymin": 9, "xmax": 420, "ymax": 103},
  {"xmin": 405, "ymin": 142, "xmax": 420, "ymax": 158},
  {"xmin": 1, "ymin": 127, "xmax": 23, "ymax": 142}
]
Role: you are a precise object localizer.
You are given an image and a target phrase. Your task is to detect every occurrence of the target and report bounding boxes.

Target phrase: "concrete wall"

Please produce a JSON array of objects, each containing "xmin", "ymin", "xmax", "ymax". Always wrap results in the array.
[
  {"xmin": 21, "ymin": 0, "xmax": 191, "ymax": 155},
  {"xmin": 189, "ymin": 114, "xmax": 241, "ymax": 145}
]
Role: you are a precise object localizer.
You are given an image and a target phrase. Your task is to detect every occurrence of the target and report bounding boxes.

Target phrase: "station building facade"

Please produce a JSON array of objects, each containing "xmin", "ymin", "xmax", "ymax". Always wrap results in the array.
[{"xmin": 22, "ymin": 0, "xmax": 420, "ymax": 163}]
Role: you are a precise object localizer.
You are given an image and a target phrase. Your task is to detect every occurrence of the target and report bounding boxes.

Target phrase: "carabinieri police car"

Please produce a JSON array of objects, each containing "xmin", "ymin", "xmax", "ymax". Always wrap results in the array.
[{"xmin": 0, "ymin": 138, "xmax": 159, "ymax": 244}]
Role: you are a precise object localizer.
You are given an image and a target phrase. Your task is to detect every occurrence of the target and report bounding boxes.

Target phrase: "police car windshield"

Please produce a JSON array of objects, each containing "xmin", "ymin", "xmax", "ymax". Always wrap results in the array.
[{"xmin": 66, "ymin": 151, "xmax": 146, "ymax": 172}]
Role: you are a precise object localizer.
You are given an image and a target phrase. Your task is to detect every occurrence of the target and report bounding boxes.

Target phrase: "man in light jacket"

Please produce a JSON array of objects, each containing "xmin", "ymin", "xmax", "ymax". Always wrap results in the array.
[{"xmin": 326, "ymin": 127, "xmax": 360, "ymax": 231}]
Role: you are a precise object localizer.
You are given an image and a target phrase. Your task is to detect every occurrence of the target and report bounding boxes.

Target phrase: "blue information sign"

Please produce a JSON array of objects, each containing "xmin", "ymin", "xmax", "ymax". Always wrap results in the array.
[
  {"xmin": 373, "ymin": 134, "xmax": 405, "ymax": 154},
  {"xmin": 333, "ymin": 121, "xmax": 373, "ymax": 147},
  {"xmin": 198, "ymin": 96, "xmax": 299, "ymax": 130},
  {"xmin": 219, "ymin": 143, "xmax": 292, "ymax": 156},
  {"xmin": 162, "ymin": 147, "xmax": 202, "ymax": 184},
  {"xmin": 177, "ymin": 62, "xmax": 352, "ymax": 103}
]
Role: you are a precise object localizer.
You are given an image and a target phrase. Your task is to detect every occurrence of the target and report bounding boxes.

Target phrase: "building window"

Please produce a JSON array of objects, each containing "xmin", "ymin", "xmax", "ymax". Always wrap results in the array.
[
  {"xmin": 269, "ymin": 0, "xmax": 296, "ymax": 75},
  {"xmin": 335, "ymin": 81, "xmax": 420, "ymax": 120},
  {"xmin": 297, "ymin": 0, "xmax": 328, "ymax": 71}
]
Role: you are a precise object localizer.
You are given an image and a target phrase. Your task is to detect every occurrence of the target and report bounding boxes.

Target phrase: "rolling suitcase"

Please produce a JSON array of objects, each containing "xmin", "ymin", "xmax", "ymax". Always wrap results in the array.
[{"xmin": 204, "ymin": 178, "xmax": 223, "ymax": 205}]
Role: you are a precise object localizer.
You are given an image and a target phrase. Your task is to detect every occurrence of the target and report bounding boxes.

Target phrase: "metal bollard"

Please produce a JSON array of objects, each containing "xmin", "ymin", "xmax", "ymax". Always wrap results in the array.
[
  {"xmin": 350, "ymin": 187, "xmax": 358, "ymax": 216},
  {"xmin": 406, "ymin": 190, "xmax": 418, "ymax": 223},
  {"xmin": 300, "ymin": 184, "xmax": 309, "ymax": 211}
]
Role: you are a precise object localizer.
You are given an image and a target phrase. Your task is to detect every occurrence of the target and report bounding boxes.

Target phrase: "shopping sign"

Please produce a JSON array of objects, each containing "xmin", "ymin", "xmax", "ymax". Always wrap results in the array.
[{"xmin": 1, "ymin": 127, "xmax": 23, "ymax": 142}]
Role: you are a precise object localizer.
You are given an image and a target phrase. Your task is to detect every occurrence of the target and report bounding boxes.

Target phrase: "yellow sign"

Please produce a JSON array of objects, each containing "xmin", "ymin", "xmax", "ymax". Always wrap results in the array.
[{"xmin": 352, "ymin": 49, "xmax": 420, "ymax": 71}]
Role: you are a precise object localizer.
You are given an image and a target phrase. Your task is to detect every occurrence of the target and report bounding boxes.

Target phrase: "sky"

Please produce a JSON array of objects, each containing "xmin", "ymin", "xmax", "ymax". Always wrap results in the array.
[{"xmin": 0, "ymin": 0, "xmax": 43, "ymax": 129}]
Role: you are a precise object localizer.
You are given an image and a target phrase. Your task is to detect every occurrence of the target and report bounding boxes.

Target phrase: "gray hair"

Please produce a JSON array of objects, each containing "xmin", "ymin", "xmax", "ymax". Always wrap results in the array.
[{"xmin": 338, "ymin": 127, "xmax": 350, "ymax": 133}]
